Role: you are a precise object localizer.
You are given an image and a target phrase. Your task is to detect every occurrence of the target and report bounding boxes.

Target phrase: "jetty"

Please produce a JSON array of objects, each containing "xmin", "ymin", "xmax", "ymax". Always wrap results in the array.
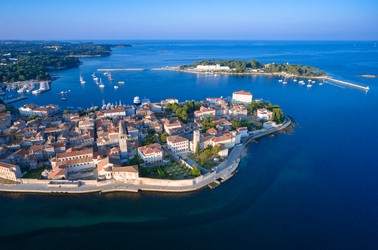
[
  {"xmin": 2, "ymin": 96, "xmax": 27, "ymax": 104},
  {"xmin": 326, "ymin": 78, "xmax": 369, "ymax": 91},
  {"xmin": 97, "ymin": 68, "xmax": 144, "ymax": 71}
]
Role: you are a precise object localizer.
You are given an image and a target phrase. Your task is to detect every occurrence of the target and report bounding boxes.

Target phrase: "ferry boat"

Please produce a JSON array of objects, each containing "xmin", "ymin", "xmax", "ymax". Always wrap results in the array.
[{"xmin": 133, "ymin": 96, "xmax": 141, "ymax": 106}]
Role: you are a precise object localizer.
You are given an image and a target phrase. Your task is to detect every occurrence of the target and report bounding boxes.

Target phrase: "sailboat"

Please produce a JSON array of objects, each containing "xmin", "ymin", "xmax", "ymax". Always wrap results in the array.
[
  {"xmin": 80, "ymin": 74, "xmax": 86, "ymax": 84},
  {"xmin": 99, "ymin": 78, "xmax": 105, "ymax": 88},
  {"xmin": 60, "ymin": 91, "xmax": 67, "ymax": 101}
]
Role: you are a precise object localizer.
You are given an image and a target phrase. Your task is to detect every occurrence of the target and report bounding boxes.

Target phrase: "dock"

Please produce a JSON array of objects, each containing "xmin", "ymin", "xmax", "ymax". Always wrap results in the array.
[
  {"xmin": 2, "ymin": 96, "xmax": 27, "ymax": 104},
  {"xmin": 327, "ymin": 78, "xmax": 369, "ymax": 91}
]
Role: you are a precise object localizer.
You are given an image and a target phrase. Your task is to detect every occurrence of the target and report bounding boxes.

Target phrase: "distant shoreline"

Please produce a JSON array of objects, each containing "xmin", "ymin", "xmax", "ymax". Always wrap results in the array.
[
  {"xmin": 159, "ymin": 67, "xmax": 329, "ymax": 79},
  {"xmin": 155, "ymin": 67, "xmax": 369, "ymax": 91}
]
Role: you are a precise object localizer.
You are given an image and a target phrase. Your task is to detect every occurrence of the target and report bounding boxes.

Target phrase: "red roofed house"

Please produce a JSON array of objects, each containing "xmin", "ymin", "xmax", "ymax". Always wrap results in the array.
[
  {"xmin": 137, "ymin": 143, "xmax": 163, "ymax": 166},
  {"xmin": 236, "ymin": 127, "xmax": 248, "ymax": 137},
  {"xmin": 232, "ymin": 90, "xmax": 253, "ymax": 104},
  {"xmin": 0, "ymin": 161, "xmax": 22, "ymax": 181},
  {"xmin": 167, "ymin": 135, "xmax": 189, "ymax": 155}
]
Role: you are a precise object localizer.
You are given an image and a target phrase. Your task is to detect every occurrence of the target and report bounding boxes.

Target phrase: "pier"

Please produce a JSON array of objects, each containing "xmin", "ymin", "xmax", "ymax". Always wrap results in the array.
[
  {"xmin": 327, "ymin": 78, "xmax": 369, "ymax": 91},
  {"xmin": 2, "ymin": 96, "xmax": 27, "ymax": 104},
  {"xmin": 97, "ymin": 68, "xmax": 145, "ymax": 71}
]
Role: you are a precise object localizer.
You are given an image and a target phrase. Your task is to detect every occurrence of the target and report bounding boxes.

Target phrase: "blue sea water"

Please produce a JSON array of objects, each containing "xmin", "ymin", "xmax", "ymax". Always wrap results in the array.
[{"xmin": 1, "ymin": 41, "xmax": 378, "ymax": 250}]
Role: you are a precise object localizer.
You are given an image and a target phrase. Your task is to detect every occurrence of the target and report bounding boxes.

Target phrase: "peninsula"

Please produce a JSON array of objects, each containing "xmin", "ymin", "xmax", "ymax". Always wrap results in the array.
[
  {"xmin": 159, "ymin": 59, "xmax": 370, "ymax": 91},
  {"xmin": 0, "ymin": 91, "xmax": 290, "ymax": 194}
]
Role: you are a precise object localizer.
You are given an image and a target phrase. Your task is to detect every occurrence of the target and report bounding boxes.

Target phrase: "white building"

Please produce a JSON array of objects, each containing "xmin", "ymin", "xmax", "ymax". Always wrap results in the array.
[
  {"xmin": 263, "ymin": 121, "xmax": 277, "ymax": 129},
  {"xmin": 194, "ymin": 106, "xmax": 216, "ymax": 119},
  {"xmin": 232, "ymin": 90, "xmax": 253, "ymax": 104},
  {"xmin": 103, "ymin": 107, "xmax": 126, "ymax": 117},
  {"xmin": 236, "ymin": 127, "xmax": 249, "ymax": 137},
  {"xmin": 167, "ymin": 135, "xmax": 189, "ymax": 155},
  {"xmin": 196, "ymin": 64, "xmax": 230, "ymax": 71},
  {"xmin": 49, "ymin": 149, "xmax": 95, "ymax": 180},
  {"xmin": 97, "ymin": 157, "xmax": 139, "ymax": 181},
  {"xmin": 138, "ymin": 143, "xmax": 163, "ymax": 166},
  {"xmin": 211, "ymin": 131, "xmax": 241, "ymax": 149},
  {"xmin": 112, "ymin": 165, "xmax": 139, "ymax": 181},
  {"xmin": 19, "ymin": 104, "xmax": 60, "ymax": 117},
  {"xmin": 257, "ymin": 108, "xmax": 273, "ymax": 120},
  {"xmin": 0, "ymin": 161, "xmax": 22, "ymax": 181}
]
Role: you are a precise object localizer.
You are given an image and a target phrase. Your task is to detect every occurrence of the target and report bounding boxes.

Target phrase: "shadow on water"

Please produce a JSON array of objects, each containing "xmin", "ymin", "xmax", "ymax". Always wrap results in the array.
[{"xmin": 0, "ymin": 134, "xmax": 293, "ymax": 247}]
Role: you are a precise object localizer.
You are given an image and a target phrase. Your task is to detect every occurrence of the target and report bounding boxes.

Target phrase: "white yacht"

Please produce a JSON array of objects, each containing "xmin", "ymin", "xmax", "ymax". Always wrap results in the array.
[
  {"xmin": 133, "ymin": 96, "xmax": 141, "ymax": 106},
  {"xmin": 114, "ymin": 85, "xmax": 119, "ymax": 89}
]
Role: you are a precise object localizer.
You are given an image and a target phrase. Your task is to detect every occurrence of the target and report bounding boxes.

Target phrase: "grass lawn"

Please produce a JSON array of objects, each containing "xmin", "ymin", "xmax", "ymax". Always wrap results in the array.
[
  {"xmin": 23, "ymin": 167, "xmax": 46, "ymax": 179},
  {"xmin": 187, "ymin": 152, "xmax": 224, "ymax": 170},
  {"xmin": 140, "ymin": 162, "xmax": 195, "ymax": 180}
]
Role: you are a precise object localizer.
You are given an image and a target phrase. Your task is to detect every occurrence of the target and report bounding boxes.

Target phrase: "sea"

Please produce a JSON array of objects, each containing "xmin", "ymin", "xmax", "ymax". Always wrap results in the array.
[{"xmin": 1, "ymin": 41, "xmax": 378, "ymax": 250}]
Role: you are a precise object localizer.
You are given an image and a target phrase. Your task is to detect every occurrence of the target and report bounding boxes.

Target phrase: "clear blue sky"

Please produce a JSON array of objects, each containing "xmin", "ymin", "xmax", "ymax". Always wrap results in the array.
[{"xmin": 1, "ymin": 0, "xmax": 377, "ymax": 40}]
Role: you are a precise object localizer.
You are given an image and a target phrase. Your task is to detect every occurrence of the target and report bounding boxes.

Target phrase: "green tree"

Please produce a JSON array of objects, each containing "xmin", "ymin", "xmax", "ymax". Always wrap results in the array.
[
  {"xmin": 157, "ymin": 167, "xmax": 166, "ymax": 177},
  {"xmin": 128, "ymin": 155, "xmax": 144, "ymax": 166},
  {"xmin": 271, "ymin": 107, "xmax": 285, "ymax": 124},
  {"xmin": 191, "ymin": 166, "xmax": 201, "ymax": 177},
  {"xmin": 30, "ymin": 114, "xmax": 39, "ymax": 120},
  {"xmin": 160, "ymin": 132, "xmax": 169, "ymax": 143},
  {"xmin": 201, "ymin": 117, "xmax": 215, "ymax": 132}
]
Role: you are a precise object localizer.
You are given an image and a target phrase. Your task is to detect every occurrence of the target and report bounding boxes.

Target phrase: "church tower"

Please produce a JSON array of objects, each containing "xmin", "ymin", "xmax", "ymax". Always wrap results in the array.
[
  {"xmin": 193, "ymin": 130, "xmax": 200, "ymax": 153},
  {"xmin": 118, "ymin": 120, "xmax": 128, "ymax": 159}
]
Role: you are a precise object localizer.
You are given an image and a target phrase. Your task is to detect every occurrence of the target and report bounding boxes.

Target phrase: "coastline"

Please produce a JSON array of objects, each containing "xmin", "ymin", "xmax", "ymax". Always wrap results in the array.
[
  {"xmin": 156, "ymin": 67, "xmax": 329, "ymax": 79},
  {"xmin": 0, "ymin": 118, "xmax": 291, "ymax": 195},
  {"xmin": 155, "ymin": 67, "xmax": 370, "ymax": 91}
]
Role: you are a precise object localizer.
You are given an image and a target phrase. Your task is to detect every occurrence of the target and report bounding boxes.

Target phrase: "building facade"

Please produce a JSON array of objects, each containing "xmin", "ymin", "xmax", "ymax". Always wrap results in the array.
[
  {"xmin": 0, "ymin": 161, "xmax": 22, "ymax": 181},
  {"xmin": 232, "ymin": 90, "xmax": 253, "ymax": 104},
  {"xmin": 167, "ymin": 135, "xmax": 189, "ymax": 155}
]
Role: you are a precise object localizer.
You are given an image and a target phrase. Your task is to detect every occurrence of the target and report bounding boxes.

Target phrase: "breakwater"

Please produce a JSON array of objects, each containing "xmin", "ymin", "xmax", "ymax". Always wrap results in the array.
[
  {"xmin": 327, "ymin": 78, "xmax": 369, "ymax": 91},
  {"xmin": 97, "ymin": 68, "xmax": 145, "ymax": 71}
]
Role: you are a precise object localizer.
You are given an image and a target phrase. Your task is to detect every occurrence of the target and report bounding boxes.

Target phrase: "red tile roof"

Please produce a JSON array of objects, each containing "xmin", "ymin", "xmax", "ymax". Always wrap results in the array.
[{"xmin": 233, "ymin": 90, "xmax": 252, "ymax": 96}]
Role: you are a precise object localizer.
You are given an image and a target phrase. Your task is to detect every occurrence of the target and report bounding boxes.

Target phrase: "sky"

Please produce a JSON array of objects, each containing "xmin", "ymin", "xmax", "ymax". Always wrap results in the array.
[{"xmin": 0, "ymin": 0, "xmax": 377, "ymax": 40}]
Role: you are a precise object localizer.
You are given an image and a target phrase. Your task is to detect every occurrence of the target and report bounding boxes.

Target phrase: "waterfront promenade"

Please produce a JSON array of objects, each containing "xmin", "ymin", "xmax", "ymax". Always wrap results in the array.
[{"xmin": 0, "ymin": 119, "xmax": 291, "ymax": 195}]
